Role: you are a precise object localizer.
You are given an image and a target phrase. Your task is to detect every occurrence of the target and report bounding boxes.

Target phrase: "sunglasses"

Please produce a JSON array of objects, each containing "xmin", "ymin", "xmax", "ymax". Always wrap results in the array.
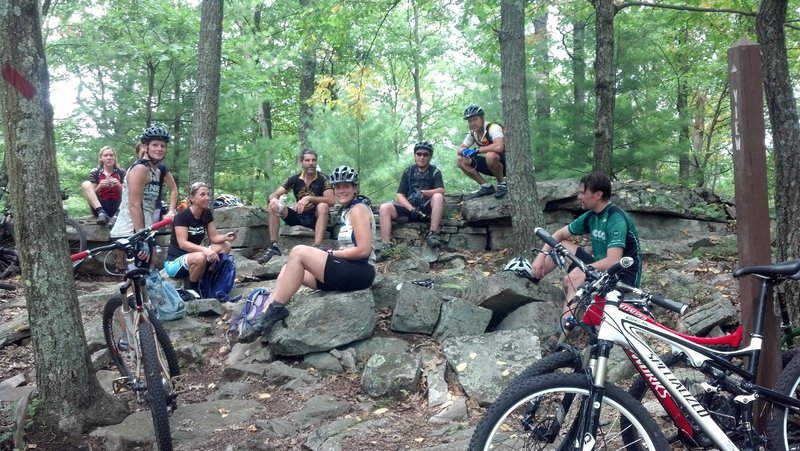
[{"xmin": 415, "ymin": 152, "xmax": 431, "ymax": 157}]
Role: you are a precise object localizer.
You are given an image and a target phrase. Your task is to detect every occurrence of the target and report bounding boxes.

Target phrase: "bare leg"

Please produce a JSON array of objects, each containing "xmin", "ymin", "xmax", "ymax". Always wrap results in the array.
[
  {"xmin": 269, "ymin": 245, "xmax": 328, "ymax": 304},
  {"xmin": 429, "ymin": 193, "xmax": 444, "ymax": 233},
  {"xmin": 378, "ymin": 202, "xmax": 398, "ymax": 243},
  {"xmin": 485, "ymin": 152, "xmax": 505, "ymax": 183},
  {"xmin": 456, "ymin": 156, "xmax": 487, "ymax": 185},
  {"xmin": 81, "ymin": 181, "xmax": 102, "ymax": 211},
  {"xmin": 267, "ymin": 206, "xmax": 281, "ymax": 244},
  {"xmin": 313, "ymin": 203, "xmax": 330, "ymax": 246}
]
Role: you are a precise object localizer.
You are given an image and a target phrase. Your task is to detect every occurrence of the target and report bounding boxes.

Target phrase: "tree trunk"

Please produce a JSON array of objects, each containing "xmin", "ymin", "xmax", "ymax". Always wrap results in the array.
[
  {"xmin": 571, "ymin": 20, "xmax": 587, "ymax": 157},
  {"xmin": 592, "ymin": 0, "xmax": 615, "ymax": 176},
  {"xmin": 533, "ymin": 12, "xmax": 550, "ymax": 159},
  {"xmin": 412, "ymin": 0, "xmax": 423, "ymax": 141},
  {"xmin": 298, "ymin": 0, "xmax": 317, "ymax": 150},
  {"xmin": 757, "ymin": 0, "xmax": 800, "ymax": 313},
  {"xmin": 676, "ymin": 28, "xmax": 691, "ymax": 183},
  {"xmin": 500, "ymin": 0, "xmax": 542, "ymax": 254},
  {"xmin": 0, "ymin": 0, "xmax": 126, "ymax": 434},
  {"xmin": 692, "ymin": 92, "xmax": 706, "ymax": 186},
  {"xmin": 189, "ymin": 0, "xmax": 224, "ymax": 191}
]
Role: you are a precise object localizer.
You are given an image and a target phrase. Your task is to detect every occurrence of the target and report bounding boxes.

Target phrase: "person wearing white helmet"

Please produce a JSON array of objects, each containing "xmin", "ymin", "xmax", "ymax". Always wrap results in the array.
[
  {"xmin": 456, "ymin": 104, "xmax": 507, "ymax": 199},
  {"xmin": 239, "ymin": 165, "xmax": 377, "ymax": 344}
]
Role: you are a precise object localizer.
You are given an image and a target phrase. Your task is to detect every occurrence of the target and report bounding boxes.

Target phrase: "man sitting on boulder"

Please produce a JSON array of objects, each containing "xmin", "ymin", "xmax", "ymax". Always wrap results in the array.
[
  {"xmin": 531, "ymin": 172, "xmax": 642, "ymax": 349},
  {"xmin": 378, "ymin": 140, "xmax": 445, "ymax": 250},
  {"xmin": 258, "ymin": 149, "xmax": 335, "ymax": 264}
]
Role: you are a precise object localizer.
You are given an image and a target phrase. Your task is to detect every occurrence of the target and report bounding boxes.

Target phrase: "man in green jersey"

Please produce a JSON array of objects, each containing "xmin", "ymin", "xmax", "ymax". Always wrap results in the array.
[{"xmin": 532, "ymin": 172, "xmax": 642, "ymax": 327}]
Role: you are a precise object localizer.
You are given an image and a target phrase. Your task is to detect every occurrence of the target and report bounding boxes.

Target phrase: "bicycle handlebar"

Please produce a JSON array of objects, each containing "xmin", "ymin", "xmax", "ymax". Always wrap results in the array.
[
  {"xmin": 534, "ymin": 227, "xmax": 590, "ymax": 274},
  {"xmin": 69, "ymin": 217, "xmax": 173, "ymax": 263},
  {"xmin": 616, "ymin": 281, "xmax": 688, "ymax": 315}
]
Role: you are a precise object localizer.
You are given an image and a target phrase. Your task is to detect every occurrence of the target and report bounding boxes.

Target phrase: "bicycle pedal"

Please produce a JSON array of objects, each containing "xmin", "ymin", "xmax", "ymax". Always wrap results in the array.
[
  {"xmin": 111, "ymin": 377, "xmax": 131, "ymax": 394},
  {"xmin": 171, "ymin": 374, "xmax": 188, "ymax": 393}
]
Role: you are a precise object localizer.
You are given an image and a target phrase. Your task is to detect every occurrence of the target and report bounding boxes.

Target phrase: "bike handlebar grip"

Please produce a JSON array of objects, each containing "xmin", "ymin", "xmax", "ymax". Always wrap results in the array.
[
  {"xmin": 607, "ymin": 257, "xmax": 635, "ymax": 277},
  {"xmin": 70, "ymin": 250, "xmax": 89, "ymax": 262},
  {"xmin": 534, "ymin": 227, "xmax": 559, "ymax": 248},
  {"xmin": 151, "ymin": 216, "xmax": 173, "ymax": 230},
  {"xmin": 650, "ymin": 293, "xmax": 688, "ymax": 315}
]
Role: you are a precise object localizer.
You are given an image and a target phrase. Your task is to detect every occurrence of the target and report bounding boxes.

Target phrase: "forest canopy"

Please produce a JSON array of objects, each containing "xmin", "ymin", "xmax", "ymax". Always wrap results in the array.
[{"xmin": 6, "ymin": 0, "xmax": 797, "ymax": 215}]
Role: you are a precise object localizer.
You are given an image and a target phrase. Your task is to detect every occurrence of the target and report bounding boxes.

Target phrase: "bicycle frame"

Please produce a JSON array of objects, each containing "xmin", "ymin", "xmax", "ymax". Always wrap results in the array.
[
  {"xmin": 111, "ymin": 268, "xmax": 158, "ymax": 393},
  {"xmin": 590, "ymin": 285, "xmax": 800, "ymax": 450}
]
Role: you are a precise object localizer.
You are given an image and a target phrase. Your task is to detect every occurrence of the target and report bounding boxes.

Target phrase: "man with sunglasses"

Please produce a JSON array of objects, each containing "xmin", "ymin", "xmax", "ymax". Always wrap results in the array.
[{"xmin": 378, "ymin": 141, "xmax": 445, "ymax": 250}]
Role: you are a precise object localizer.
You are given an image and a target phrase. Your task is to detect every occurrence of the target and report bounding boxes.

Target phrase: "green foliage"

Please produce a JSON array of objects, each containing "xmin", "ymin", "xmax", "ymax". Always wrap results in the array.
[{"xmin": 37, "ymin": 0, "xmax": 793, "ymax": 217}]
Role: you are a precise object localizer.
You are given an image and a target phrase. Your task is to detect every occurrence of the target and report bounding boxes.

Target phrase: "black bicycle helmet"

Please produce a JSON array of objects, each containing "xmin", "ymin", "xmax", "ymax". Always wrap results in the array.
[
  {"xmin": 140, "ymin": 125, "xmax": 171, "ymax": 143},
  {"xmin": 414, "ymin": 141, "xmax": 434, "ymax": 155},
  {"xmin": 463, "ymin": 104, "xmax": 485, "ymax": 120},
  {"xmin": 329, "ymin": 165, "xmax": 359, "ymax": 185}
]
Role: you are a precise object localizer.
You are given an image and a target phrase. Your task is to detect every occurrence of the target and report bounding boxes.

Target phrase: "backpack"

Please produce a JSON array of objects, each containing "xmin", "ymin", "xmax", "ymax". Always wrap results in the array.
[
  {"xmin": 146, "ymin": 271, "xmax": 187, "ymax": 321},
  {"xmin": 199, "ymin": 253, "xmax": 236, "ymax": 302},
  {"xmin": 226, "ymin": 287, "xmax": 272, "ymax": 346}
]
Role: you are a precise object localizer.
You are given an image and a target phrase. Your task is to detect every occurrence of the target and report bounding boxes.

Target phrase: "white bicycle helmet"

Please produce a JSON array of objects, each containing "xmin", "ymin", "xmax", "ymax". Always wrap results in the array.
[
  {"xmin": 214, "ymin": 194, "xmax": 243, "ymax": 209},
  {"xmin": 504, "ymin": 257, "xmax": 533, "ymax": 279}
]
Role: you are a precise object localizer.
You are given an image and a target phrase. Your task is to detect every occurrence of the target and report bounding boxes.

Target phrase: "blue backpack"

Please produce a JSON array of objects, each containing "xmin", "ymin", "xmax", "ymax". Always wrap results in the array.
[
  {"xmin": 146, "ymin": 271, "xmax": 187, "ymax": 321},
  {"xmin": 200, "ymin": 253, "xmax": 236, "ymax": 302}
]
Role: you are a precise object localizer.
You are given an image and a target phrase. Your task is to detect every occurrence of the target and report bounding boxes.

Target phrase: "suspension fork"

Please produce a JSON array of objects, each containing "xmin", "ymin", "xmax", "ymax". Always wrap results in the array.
[{"xmin": 574, "ymin": 339, "xmax": 612, "ymax": 450}]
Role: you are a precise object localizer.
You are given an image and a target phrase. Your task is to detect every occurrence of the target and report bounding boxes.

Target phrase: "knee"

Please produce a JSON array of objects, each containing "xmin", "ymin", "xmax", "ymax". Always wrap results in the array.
[
  {"xmin": 317, "ymin": 202, "xmax": 330, "ymax": 215},
  {"xmin": 431, "ymin": 193, "xmax": 444, "ymax": 204},
  {"xmin": 80, "ymin": 181, "xmax": 93, "ymax": 193},
  {"xmin": 486, "ymin": 152, "xmax": 499, "ymax": 165},
  {"xmin": 187, "ymin": 252, "xmax": 207, "ymax": 270},
  {"xmin": 379, "ymin": 202, "xmax": 393, "ymax": 217}
]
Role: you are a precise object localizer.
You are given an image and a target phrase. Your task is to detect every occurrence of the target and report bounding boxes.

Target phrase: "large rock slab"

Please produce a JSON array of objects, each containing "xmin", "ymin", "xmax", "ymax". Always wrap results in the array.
[
  {"xmin": 361, "ymin": 352, "xmax": 422, "ymax": 398},
  {"xmin": 443, "ymin": 329, "xmax": 542, "ymax": 406},
  {"xmin": 462, "ymin": 272, "xmax": 562, "ymax": 316},
  {"xmin": 267, "ymin": 289, "xmax": 376, "ymax": 356},
  {"xmin": 390, "ymin": 283, "xmax": 444, "ymax": 334}
]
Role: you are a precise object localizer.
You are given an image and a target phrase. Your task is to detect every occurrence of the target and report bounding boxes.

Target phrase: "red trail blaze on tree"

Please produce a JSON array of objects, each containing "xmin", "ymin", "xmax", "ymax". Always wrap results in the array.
[{"xmin": 2, "ymin": 63, "xmax": 36, "ymax": 99}]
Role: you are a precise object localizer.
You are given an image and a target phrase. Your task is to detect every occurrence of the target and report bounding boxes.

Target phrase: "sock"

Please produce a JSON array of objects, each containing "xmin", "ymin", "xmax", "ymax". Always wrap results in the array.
[{"xmin": 188, "ymin": 280, "xmax": 200, "ymax": 291}]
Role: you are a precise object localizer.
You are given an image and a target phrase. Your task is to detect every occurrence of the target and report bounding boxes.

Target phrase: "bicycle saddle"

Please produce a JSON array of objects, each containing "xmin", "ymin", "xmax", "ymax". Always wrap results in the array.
[{"xmin": 732, "ymin": 258, "xmax": 800, "ymax": 280}]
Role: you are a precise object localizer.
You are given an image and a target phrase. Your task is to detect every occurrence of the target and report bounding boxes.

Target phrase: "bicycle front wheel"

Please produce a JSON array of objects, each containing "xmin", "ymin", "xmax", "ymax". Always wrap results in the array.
[
  {"xmin": 102, "ymin": 295, "xmax": 180, "ymax": 381},
  {"xmin": 468, "ymin": 372, "xmax": 668, "ymax": 451},
  {"xmin": 139, "ymin": 320, "xmax": 174, "ymax": 451},
  {"xmin": 766, "ymin": 349, "xmax": 800, "ymax": 449}
]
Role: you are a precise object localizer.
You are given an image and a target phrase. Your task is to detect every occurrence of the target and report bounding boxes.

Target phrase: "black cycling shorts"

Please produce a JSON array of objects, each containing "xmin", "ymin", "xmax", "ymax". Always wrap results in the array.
[{"xmin": 316, "ymin": 253, "xmax": 375, "ymax": 292}]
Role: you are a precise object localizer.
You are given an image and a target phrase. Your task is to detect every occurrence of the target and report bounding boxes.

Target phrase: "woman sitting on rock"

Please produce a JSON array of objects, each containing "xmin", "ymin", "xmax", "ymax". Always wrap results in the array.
[
  {"xmin": 164, "ymin": 182, "xmax": 236, "ymax": 296},
  {"xmin": 239, "ymin": 165, "xmax": 376, "ymax": 343}
]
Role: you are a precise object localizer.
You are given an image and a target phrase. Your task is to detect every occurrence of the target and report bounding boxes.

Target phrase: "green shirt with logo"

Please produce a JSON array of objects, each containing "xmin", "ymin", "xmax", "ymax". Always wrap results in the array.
[{"xmin": 567, "ymin": 203, "xmax": 642, "ymax": 286}]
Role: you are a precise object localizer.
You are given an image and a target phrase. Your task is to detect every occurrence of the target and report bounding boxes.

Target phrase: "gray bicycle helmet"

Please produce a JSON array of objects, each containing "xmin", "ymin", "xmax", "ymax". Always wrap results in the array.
[
  {"xmin": 140, "ymin": 125, "xmax": 171, "ymax": 143},
  {"xmin": 504, "ymin": 257, "xmax": 533, "ymax": 279},
  {"xmin": 414, "ymin": 141, "xmax": 434, "ymax": 155},
  {"xmin": 329, "ymin": 165, "xmax": 359, "ymax": 185},
  {"xmin": 463, "ymin": 104, "xmax": 485, "ymax": 120}
]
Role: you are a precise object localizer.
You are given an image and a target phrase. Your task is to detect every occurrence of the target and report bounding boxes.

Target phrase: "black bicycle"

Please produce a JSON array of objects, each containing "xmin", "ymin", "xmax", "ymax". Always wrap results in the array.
[
  {"xmin": 0, "ymin": 189, "xmax": 86, "ymax": 278},
  {"xmin": 71, "ymin": 217, "xmax": 179, "ymax": 450}
]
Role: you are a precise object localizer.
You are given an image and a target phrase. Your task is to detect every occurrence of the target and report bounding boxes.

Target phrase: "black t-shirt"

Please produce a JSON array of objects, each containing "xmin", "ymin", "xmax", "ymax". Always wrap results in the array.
[
  {"xmin": 397, "ymin": 164, "xmax": 444, "ymax": 208},
  {"xmin": 280, "ymin": 172, "xmax": 333, "ymax": 213},
  {"xmin": 166, "ymin": 208, "xmax": 214, "ymax": 260}
]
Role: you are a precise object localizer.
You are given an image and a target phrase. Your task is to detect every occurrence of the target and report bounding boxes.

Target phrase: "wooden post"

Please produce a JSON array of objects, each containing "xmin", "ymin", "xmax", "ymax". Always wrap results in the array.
[{"xmin": 728, "ymin": 38, "xmax": 776, "ymax": 427}]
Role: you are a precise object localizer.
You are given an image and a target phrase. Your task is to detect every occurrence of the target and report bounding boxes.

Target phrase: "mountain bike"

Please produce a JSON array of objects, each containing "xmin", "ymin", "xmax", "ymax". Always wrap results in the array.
[
  {"xmin": 0, "ymin": 188, "xmax": 87, "ymax": 278},
  {"xmin": 471, "ymin": 227, "xmax": 800, "ymax": 450},
  {"xmin": 71, "ymin": 217, "xmax": 179, "ymax": 451}
]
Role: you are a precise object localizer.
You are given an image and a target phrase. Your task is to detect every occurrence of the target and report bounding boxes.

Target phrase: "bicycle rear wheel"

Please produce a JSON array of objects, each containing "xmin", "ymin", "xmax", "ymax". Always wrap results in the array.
[
  {"xmin": 139, "ymin": 320, "xmax": 174, "ymax": 451},
  {"xmin": 65, "ymin": 217, "xmax": 87, "ymax": 254},
  {"xmin": 102, "ymin": 295, "xmax": 180, "ymax": 381},
  {"xmin": 0, "ymin": 246, "xmax": 18, "ymax": 279},
  {"xmin": 468, "ymin": 372, "xmax": 668, "ymax": 451}
]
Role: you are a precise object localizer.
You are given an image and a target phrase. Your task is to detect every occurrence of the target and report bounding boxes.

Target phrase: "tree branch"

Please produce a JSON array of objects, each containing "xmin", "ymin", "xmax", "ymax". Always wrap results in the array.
[{"xmin": 617, "ymin": 2, "xmax": 755, "ymax": 16}]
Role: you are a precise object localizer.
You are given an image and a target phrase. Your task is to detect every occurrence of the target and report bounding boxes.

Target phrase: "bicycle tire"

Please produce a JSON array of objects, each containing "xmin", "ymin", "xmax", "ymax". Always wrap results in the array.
[
  {"xmin": 765, "ymin": 348, "xmax": 800, "ymax": 449},
  {"xmin": 64, "ymin": 217, "xmax": 87, "ymax": 253},
  {"xmin": 0, "ymin": 246, "xmax": 17, "ymax": 279},
  {"xmin": 139, "ymin": 320, "xmax": 174, "ymax": 451},
  {"xmin": 468, "ymin": 372, "xmax": 669, "ymax": 451},
  {"xmin": 102, "ymin": 295, "xmax": 180, "ymax": 380}
]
